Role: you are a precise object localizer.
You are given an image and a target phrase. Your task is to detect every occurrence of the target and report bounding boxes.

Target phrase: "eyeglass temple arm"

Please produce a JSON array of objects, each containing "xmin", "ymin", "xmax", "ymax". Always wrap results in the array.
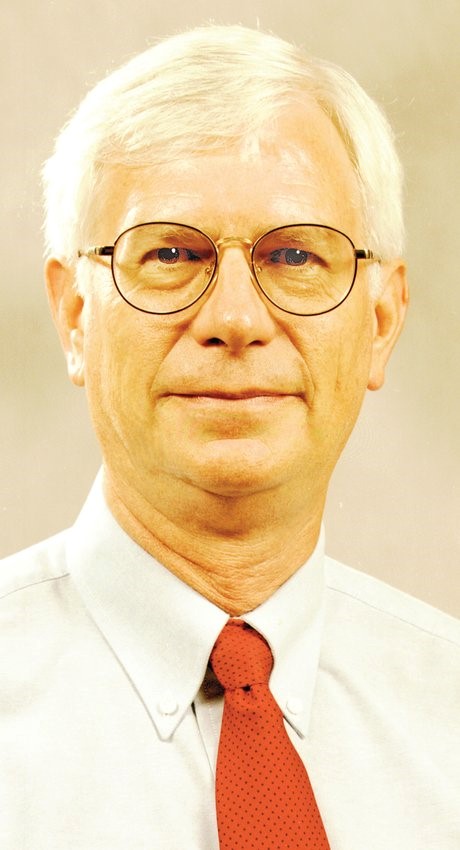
[
  {"xmin": 77, "ymin": 246, "xmax": 114, "ymax": 258},
  {"xmin": 355, "ymin": 248, "xmax": 381, "ymax": 261}
]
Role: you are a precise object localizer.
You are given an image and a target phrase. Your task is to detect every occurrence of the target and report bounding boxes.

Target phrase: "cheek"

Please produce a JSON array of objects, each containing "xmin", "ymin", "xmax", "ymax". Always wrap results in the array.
[
  {"xmin": 81, "ymin": 295, "xmax": 175, "ymax": 429},
  {"xmin": 295, "ymin": 299, "xmax": 374, "ymax": 424},
  {"xmin": 334, "ymin": 316, "xmax": 374, "ymax": 398}
]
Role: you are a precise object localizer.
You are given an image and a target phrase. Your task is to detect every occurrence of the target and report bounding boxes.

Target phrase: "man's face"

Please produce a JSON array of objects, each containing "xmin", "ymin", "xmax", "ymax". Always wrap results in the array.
[{"xmin": 53, "ymin": 102, "xmax": 405, "ymax": 516}]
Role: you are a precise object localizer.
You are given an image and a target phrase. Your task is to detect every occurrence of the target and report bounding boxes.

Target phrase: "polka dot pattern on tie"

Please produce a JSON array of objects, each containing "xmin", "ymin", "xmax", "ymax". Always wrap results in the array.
[{"xmin": 210, "ymin": 619, "xmax": 330, "ymax": 850}]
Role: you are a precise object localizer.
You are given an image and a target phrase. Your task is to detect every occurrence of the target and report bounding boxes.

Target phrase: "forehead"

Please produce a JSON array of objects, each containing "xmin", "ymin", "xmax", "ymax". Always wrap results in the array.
[{"xmin": 93, "ymin": 100, "xmax": 363, "ymax": 243}]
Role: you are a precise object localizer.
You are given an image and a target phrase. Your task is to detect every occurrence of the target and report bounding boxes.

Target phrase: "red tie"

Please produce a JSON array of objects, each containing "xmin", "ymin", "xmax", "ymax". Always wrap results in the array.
[{"xmin": 210, "ymin": 619, "xmax": 330, "ymax": 850}]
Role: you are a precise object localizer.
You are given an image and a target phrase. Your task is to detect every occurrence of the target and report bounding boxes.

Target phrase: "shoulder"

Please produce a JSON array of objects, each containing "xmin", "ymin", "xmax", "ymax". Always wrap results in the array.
[
  {"xmin": 0, "ymin": 532, "xmax": 86, "ymax": 712},
  {"xmin": 0, "ymin": 532, "xmax": 70, "ymax": 604},
  {"xmin": 320, "ymin": 558, "xmax": 460, "ymax": 738},
  {"xmin": 324, "ymin": 555, "xmax": 460, "ymax": 647}
]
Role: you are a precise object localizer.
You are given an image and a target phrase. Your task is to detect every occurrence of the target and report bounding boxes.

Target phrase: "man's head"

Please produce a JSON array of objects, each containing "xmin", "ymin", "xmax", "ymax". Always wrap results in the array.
[{"xmin": 44, "ymin": 26, "xmax": 407, "ymax": 529}]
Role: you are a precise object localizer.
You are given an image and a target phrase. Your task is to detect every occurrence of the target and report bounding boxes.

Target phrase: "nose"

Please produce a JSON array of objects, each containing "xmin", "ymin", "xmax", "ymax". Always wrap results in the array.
[{"xmin": 189, "ymin": 245, "xmax": 278, "ymax": 352}]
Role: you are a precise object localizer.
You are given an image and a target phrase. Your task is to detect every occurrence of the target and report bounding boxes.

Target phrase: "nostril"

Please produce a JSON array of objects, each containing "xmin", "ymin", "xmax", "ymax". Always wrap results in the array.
[{"xmin": 205, "ymin": 337, "xmax": 225, "ymax": 346}]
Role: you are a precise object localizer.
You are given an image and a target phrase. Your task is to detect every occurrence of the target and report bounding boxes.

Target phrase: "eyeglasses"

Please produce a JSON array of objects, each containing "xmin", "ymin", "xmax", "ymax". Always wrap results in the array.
[{"xmin": 78, "ymin": 222, "xmax": 380, "ymax": 316}]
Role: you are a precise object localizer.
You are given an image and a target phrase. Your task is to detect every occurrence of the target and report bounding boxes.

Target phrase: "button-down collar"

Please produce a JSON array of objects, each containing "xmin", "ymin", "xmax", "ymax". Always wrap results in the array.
[
  {"xmin": 67, "ymin": 474, "xmax": 326, "ymax": 741},
  {"xmin": 244, "ymin": 534, "xmax": 325, "ymax": 738}
]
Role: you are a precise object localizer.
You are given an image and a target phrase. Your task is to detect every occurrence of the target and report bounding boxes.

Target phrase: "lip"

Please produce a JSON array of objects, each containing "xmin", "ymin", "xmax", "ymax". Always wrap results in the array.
[{"xmin": 163, "ymin": 390, "xmax": 301, "ymax": 401}]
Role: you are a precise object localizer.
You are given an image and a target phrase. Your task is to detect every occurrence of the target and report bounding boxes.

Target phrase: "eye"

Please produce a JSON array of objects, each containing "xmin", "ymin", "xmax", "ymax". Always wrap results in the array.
[
  {"xmin": 153, "ymin": 247, "xmax": 201, "ymax": 264},
  {"xmin": 269, "ymin": 248, "xmax": 312, "ymax": 266}
]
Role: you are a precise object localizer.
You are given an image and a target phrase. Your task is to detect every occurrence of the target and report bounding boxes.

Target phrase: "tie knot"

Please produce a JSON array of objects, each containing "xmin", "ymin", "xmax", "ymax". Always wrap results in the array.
[{"xmin": 210, "ymin": 620, "xmax": 273, "ymax": 691}]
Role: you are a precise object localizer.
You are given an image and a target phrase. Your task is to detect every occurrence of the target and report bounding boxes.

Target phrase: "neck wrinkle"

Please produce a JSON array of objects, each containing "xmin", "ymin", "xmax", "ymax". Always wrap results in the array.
[{"xmin": 103, "ymin": 472, "xmax": 323, "ymax": 616}]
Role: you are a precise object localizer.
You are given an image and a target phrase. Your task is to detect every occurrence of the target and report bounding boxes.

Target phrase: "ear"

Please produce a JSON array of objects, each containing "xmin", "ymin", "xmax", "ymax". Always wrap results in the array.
[
  {"xmin": 45, "ymin": 258, "xmax": 85, "ymax": 387},
  {"xmin": 367, "ymin": 260, "xmax": 409, "ymax": 391}
]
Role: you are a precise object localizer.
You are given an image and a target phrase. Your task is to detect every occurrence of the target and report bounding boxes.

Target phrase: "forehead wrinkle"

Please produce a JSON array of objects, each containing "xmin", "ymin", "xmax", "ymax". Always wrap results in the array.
[
  {"xmin": 92, "ymin": 107, "xmax": 364, "ymax": 247},
  {"xmin": 121, "ymin": 187, "xmax": 329, "ymax": 243}
]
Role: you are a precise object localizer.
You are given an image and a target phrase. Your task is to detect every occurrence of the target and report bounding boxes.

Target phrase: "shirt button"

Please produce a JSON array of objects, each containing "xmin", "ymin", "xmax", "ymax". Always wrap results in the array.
[
  {"xmin": 157, "ymin": 696, "xmax": 179, "ymax": 716},
  {"xmin": 286, "ymin": 696, "xmax": 303, "ymax": 715}
]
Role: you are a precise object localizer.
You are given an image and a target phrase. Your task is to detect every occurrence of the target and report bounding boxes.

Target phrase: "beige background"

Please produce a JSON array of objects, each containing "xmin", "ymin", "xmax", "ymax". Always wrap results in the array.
[{"xmin": 1, "ymin": 1, "xmax": 459, "ymax": 616}]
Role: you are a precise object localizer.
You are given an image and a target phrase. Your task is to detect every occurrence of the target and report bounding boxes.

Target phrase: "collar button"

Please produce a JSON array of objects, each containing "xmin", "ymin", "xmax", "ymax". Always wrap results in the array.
[
  {"xmin": 286, "ymin": 696, "xmax": 303, "ymax": 716},
  {"xmin": 157, "ymin": 696, "xmax": 179, "ymax": 716}
]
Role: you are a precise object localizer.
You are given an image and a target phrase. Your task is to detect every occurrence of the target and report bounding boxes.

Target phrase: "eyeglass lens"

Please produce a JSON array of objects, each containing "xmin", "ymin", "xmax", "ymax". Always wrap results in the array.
[{"xmin": 112, "ymin": 222, "xmax": 357, "ymax": 315}]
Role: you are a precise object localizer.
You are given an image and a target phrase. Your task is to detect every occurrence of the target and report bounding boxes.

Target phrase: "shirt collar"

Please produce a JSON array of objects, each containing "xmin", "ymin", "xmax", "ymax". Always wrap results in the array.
[
  {"xmin": 243, "ymin": 535, "xmax": 325, "ymax": 738},
  {"xmin": 67, "ymin": 473, "xmax": 325, "ymax": 740}
]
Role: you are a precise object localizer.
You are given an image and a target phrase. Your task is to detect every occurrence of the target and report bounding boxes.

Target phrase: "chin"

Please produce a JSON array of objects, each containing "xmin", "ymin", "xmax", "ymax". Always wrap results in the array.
[{"xmin": 175, "ymin": 437, "xmax": 296, "ymax": 497}]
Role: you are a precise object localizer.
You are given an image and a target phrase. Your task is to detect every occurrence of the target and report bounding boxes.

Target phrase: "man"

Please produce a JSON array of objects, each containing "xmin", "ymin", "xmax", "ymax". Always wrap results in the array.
[{"xmin": 1, "ymin": 24, "xmax": 459, "ymax": 850}]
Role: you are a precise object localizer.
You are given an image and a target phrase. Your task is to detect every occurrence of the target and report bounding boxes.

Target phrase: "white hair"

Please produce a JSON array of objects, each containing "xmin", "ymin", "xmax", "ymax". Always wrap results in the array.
[{"xmin": 42, "ymin": 24, "xmax": 404, "ymax": 283}]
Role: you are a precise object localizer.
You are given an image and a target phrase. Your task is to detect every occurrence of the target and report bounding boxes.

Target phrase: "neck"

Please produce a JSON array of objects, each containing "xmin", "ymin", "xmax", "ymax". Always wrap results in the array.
[{"xmin": 103, "ymin": 469, "xmax": 324, "ymax": 616}]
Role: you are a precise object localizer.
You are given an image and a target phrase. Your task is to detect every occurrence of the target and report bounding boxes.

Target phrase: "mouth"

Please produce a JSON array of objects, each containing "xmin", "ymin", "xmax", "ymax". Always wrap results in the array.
[
  {"xmin": 159, "ymin": 391, "xmax": 304, "ymax": 417},
  {"xmin": 161, "ymin": 391, "xmax": 304, "ymax": 408},
  {"xmin": 171, "ymin": 390, "xmax": 295, "ymax": 400}
]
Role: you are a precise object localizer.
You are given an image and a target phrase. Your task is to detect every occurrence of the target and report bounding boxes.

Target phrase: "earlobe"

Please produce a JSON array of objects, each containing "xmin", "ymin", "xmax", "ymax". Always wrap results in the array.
[
  {"xmin": 45, "ymin": 257, "xmax": 86, "ymax": 387},
  {"xmin": 367, "ymin": 261, "xmax": 408, "ymax": 391}
]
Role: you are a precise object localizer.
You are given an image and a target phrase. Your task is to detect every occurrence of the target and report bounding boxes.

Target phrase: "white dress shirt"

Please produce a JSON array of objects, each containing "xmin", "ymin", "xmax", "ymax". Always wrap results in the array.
[{"xmin": 1, "ymin": 475, "xmax": 459, "ymax": 849}]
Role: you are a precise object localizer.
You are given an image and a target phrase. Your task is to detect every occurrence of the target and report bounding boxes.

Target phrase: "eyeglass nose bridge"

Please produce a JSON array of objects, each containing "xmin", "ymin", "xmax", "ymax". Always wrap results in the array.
[
  {"xmin": 208, "ymin": 235, "xmax": 261, "ymax": 294},
  {"xmin": 213, "ymin": 235, "xmax": 255, "ymax": 268},
  {"xmin": 214, "ymin": 235, "xmax": 254, "ymax": 252}
]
